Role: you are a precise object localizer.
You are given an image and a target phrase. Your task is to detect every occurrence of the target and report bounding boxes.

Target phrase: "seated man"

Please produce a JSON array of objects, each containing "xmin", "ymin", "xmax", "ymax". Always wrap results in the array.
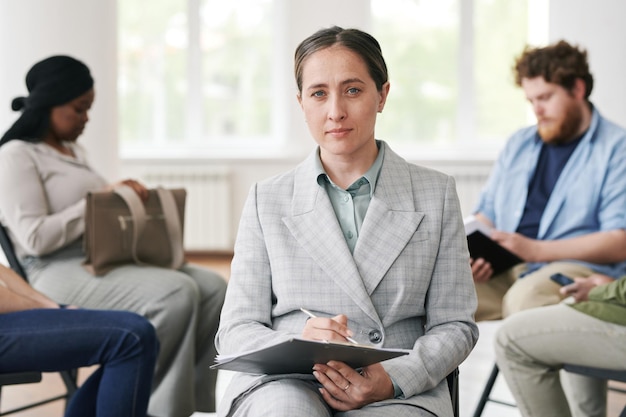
[
  {"xmin": 471, "ymin": 39, "xmax": 626, "ymax": 321},
  {"xmin": 495, "ymin": 273, "xmax": 626, "ymax": 417}
]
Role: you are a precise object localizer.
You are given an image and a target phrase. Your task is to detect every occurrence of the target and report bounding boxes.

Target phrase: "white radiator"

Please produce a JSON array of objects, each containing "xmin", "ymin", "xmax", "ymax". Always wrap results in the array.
[
  {"xmin": 132, "ymin": 160, "xmax": 493, "ymax": 251},
  {"xmin": 140, "ymin": 167, "xmax": 232, "ymax": 251},
  {"xmin": 423, "ymin": 161, "xmax": 493, "ymax": 217}
]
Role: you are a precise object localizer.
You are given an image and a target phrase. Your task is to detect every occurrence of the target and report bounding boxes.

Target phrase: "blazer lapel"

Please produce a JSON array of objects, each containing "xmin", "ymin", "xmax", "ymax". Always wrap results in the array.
[
  {"xmin": 282, "ymin": 156, "xmax": 380, "ymax": 322},
  {"xmin": 353, "ymin": 148, "xmax": 424, "ymax": 294}
]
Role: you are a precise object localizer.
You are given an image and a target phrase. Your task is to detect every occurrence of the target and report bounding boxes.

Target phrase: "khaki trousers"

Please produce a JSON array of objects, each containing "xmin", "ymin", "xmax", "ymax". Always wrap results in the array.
[
  {"xmin": 474, "ymin": 262, "xmax": 595, "ymax": 321},
  {"xmin": 495, "ymin": 304, "xmax": 626, "ymax": 417}
]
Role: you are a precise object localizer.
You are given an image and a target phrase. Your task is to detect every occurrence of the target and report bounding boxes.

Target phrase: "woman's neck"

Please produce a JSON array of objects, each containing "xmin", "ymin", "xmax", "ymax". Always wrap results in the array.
[{"xmin": 42, "ymin": 138, "xmax": 75, "ymax": 157}]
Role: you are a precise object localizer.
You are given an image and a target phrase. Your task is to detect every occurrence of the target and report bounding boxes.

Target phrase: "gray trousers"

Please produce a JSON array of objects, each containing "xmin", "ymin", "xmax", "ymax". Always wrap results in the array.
[
  {"xmin": 25, "ymin": 244, "xmax": 227, "ymax": 417},
  {"xmin": 224, "ymin": 378, "xmax": 437, "ymax": 417},
  {"xmin": 495, "ymin": 304, "xmax": 626, "ymax": 417}
]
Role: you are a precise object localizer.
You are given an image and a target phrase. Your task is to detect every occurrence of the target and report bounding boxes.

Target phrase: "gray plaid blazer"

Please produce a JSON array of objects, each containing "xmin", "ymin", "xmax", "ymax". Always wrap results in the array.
[{"xmin": 216, "ymin": 141, "xmax": 478, "ymax": 416}]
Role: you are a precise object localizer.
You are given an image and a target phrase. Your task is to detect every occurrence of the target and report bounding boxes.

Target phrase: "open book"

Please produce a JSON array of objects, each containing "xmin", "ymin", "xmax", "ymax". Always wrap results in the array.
[
  {"xmin": 464, "ymin": 215, "xmax": 523, "ymax": 275},
  {"xmin": 211, "ymin": 337, "xmax": 410, "ymax": 375}
]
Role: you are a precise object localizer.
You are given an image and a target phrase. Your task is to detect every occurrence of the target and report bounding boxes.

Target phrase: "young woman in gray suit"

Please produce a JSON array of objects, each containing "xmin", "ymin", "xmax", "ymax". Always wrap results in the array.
[{"xmin": 215, "ymin": 26, "xmax": 479, "ymax": 417}]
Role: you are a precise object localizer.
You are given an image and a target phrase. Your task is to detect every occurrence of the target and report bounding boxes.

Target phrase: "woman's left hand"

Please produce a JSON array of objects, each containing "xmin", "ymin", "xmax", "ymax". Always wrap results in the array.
[
  {"xmin": 560, "ymin": 273, "xmax": 614, "ymax": 302},
  {"xmin": 312, "ymin": 362, "xmax": 394, "ymax": 411},
  {"xmin": 107, "ymin": 179, "xmax": 149, "ymax": 201}
]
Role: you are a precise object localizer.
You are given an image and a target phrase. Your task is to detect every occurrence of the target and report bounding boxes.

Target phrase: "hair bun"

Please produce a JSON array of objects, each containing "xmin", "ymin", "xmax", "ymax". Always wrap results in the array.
[{"xmin": 11, "ymin": 97, "xmax": 26, "ymax": 111}]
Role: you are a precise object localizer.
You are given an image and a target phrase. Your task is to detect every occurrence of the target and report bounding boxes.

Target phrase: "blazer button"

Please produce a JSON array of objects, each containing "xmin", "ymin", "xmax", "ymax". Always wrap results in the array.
[{"xmin": 368, "ymin": 329, "xmax": 382, "ymax": 343}]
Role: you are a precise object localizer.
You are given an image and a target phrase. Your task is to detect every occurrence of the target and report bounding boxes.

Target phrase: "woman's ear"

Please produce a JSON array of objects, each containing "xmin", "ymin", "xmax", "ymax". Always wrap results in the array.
[{"xmin": 377, "ymin": 82, "xmax": 390, "ymax": 113}]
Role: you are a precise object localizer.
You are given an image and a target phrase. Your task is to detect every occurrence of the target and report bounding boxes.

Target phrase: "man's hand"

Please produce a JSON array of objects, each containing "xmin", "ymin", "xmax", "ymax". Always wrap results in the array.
[
  {"xmin": 471, "ymin": 257, "xmax": 493, "ymax": 283},
  {"xmin": 313, "ymin": 362, "xmax": 394, "ymax": 411},
  {"xmin": 491, "ymin": 230, "xmax": 533, "ymax": 261}
]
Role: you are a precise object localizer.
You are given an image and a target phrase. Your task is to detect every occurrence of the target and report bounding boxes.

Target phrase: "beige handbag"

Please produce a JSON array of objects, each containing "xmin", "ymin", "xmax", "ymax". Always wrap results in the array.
[{"xmin": 83, "ymin": 185, "xmax": 186, "ymax": 276}]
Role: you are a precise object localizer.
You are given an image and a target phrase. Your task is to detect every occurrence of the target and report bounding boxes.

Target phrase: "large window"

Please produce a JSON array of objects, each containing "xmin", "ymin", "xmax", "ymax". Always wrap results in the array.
[
  {"xmin": 118, "ymin": 0, "xmax": 546, "ymax": 158},
  {"xmin": 372, "ymin": 0, "xmax": 541, "ymax": 156},
  {"xmin": 119, "ymin": 0, "xmax": 274, "ymax": 155}
]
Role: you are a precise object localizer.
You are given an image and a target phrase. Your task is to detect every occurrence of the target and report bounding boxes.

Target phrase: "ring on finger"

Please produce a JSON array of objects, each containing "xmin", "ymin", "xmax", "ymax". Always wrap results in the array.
[{"xmin": 343, "ymin": 383, "xmax": 350, "ymax": 391}]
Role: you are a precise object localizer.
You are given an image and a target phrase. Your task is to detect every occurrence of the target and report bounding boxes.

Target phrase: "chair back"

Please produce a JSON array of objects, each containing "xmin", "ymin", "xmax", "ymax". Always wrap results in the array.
[
  {"xmin": 447, "ymin": 367, "xmax": 460, "ymax": 417},
  {"xmin": 0, "ymin": 223, "xmax": 79, "ymax": 415},
  {"xmin": 0, "ymin": 223, "xmax": 27, "ymax": 280}
]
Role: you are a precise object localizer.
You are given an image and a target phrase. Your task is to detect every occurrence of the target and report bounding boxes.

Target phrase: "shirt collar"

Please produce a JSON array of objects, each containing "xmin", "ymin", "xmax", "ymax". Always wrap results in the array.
[{"xmin": 315, "ymin": 140, "xmax": 385, "ymax": 197}]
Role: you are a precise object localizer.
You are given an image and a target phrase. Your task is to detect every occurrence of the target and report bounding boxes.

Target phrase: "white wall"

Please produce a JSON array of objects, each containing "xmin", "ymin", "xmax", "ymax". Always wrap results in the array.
[
  {"xmin": 549, "ymin": 0, "xmax": 626, "ymax": 127},
  {"xmin": 274, "ymin": 0, "xmax": 371, "ymax": 156},
  {"xmin": 0, "ymin": 0, "xmax": 118, "ymax": 180}
]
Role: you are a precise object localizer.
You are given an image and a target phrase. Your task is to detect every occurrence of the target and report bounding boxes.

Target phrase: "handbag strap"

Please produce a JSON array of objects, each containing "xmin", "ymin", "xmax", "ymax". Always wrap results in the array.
[
  {"xmin": 114, "ymin": 185, "xmax": 147, "ymax": 266},
  {"xmin": 114, "ymin": 185, "xmax": 183, "ymax": 269},
  {"xmin": 155, "ymin": 187, "xmax": 184, "ymax": 268}
]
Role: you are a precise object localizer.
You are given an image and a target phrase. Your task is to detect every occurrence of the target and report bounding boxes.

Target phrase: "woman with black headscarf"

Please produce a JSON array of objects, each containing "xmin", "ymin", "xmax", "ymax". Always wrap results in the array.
[{"xmin": 0, "ymin": 55, "xmax": 227, "ymax": 417}]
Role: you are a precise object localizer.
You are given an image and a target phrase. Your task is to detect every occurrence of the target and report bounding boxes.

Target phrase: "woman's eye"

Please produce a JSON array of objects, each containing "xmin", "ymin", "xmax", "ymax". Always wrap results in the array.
[
  {"xmin": 312, "ymin": 91, "xmax": 325, "ymax": 98},
  {"xmin": 347, "ymin": 87, "xmax": 360, "ymax": 95}
]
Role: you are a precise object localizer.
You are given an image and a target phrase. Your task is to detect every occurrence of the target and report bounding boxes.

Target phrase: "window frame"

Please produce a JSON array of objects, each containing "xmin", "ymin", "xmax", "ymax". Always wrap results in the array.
[{"xmin": 118, "ymin": 0, "xmax": 548, "ymax": 161}]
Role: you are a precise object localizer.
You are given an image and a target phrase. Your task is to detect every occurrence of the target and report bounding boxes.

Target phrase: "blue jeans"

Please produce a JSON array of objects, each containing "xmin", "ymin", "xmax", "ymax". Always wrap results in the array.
[{"xmin": 0, "ymin": 308, "xmax": 158, "ymax": 417}]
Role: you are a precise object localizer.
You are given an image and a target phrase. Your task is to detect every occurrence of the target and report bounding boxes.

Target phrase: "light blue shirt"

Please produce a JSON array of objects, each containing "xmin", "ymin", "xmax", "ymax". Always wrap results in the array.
[
  {"xmin": 475, "ymin": 106, "xmax": 626, "ymax": 278},
  {"xmin": 315, "ymin": 141, "xmax": 385, "ymax": 254},
  {"xmin": 314, "ymin": 141, "xmax": 404, "ymax": 397}
]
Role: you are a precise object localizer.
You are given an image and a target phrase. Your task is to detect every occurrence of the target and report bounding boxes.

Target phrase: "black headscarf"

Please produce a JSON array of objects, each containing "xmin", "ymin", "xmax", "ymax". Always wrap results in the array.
[{"xmin": 0, "ymin": 55, "xmax": 94, "ymax": 146}]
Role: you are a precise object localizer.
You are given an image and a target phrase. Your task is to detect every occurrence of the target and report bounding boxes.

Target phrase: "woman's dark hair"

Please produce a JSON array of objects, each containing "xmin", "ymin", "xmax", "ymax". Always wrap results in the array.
[
  {"xmin": 514, "ymin": 40, "xmax": 593, "ymax": 99},
  {"xmin": 0, "ymin": 55, "xmax": 94, "ymax": 146},
  {"xmin": 294, "ymin": 26, "xmax": 388, "ymax": 94}
]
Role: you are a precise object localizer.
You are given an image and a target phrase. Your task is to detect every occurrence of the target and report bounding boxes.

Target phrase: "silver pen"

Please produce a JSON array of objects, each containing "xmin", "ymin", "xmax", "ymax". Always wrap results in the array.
[{"xmin": 300, "ymin": 307, "xmax": 359, "ymax": 344}]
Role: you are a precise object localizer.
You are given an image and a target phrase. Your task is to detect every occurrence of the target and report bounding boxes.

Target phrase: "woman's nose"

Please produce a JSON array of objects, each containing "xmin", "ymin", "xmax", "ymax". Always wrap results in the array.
[{"xmin": 328, "ymin": 97, "xmax": 347, "ymax": 121}]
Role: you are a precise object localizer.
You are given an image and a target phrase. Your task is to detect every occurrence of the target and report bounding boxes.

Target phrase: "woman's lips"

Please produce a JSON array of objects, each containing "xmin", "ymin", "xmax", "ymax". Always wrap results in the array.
[{"xmin": 326, "ymin": 128, "xmax": 352, "ymax": 137}]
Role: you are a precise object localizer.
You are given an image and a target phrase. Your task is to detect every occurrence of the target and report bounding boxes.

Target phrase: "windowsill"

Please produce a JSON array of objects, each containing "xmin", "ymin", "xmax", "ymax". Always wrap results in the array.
[
  {"xmin": 120, "ymin": 143, "xmax": 310, "ymax": 164},
  {"xmin": 120, "ymin": 141, "xmax": 502, "ymax": 164}
]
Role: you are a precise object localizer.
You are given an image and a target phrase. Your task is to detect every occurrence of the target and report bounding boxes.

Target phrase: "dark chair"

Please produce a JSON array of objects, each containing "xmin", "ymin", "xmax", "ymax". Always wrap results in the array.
[
  {"xmin": 0, "ymin": 372, "xmax": 42, "ymax": 415},
  {"xmin": 563, "ymin": 364, "xmax": 626, "ymax": 417},
  {"xmin": 473, "ymin": 363, "xmax": 626, "ymax": 417},
  {"xmin": 447, "ymin": 367, "xmax": 460, "ymax": 417},
  {"xmin": 0, "ymin": 223, "xmax": 79, "ymax": 415},
  {"xmin": 472, "ymin": 364, "xmax": 515, "ymax": 417},
  {"xmin": 0, "ymin": 223, "xmax": 27, "ymax": 279}
]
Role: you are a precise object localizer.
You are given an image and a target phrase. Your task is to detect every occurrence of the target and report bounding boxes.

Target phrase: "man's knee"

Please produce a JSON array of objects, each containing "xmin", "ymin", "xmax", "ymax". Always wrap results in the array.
[{"xmin": 502, "ymin": 275, "xmax": 561, "ymax": 317}]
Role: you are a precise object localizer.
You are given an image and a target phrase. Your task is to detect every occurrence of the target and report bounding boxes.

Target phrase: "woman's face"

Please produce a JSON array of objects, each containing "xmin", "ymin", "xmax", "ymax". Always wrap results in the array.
[
  {"xmin": 48, "ymin": 88, "xmax": 95, "ymax": 142},
  {"xmin": 298, "ymin": 45, "xmax": 389, "ymax": 161}
]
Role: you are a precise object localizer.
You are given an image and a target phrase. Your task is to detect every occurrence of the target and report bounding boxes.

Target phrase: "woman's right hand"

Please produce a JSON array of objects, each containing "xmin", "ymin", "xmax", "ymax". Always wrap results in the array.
[
  {"xmin": 301, "ymin": 314, "xmax": 355, "ymax": 344},
  {"xmin": 106, "ymin": 179, "xmax": 149, "ymax": 201}
]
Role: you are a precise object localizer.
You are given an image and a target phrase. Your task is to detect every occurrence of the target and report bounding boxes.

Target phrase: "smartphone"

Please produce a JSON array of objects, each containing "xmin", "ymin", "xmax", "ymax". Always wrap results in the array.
[{"xmin": 550, "ymin": 273, "xmax": 574, "ymax": 286}]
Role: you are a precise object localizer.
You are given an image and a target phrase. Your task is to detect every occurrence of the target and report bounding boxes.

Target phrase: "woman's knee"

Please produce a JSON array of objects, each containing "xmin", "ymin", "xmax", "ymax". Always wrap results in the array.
[
  {"xmin": 110, "ymin": 311, "xmax": 156, "ymax": 341},
  {"xmin": 150, "ymin": 276, "xmax": 201, "ymax": 320},
  {"xmin": 125, "ymin": 312, "xmax": 158, "ymax": 347},
  {"xmin": 230, "ymin": 380, "xmax": 331, "ymax": 417}
]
